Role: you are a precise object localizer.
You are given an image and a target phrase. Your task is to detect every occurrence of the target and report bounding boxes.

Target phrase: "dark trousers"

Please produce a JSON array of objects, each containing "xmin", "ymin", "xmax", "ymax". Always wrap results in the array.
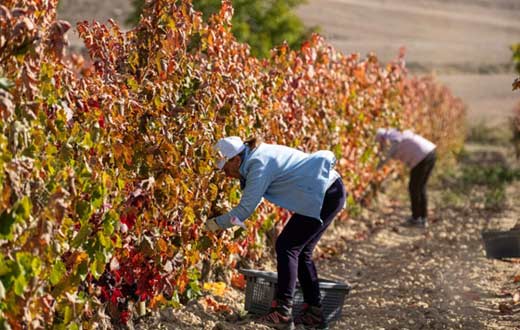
[
  {"xmin": 409, "ymin": 151, "xmax": 436, "ymax": 219},
  {"xmin": 275, "ymin": 178, "xmax": 347, "ymax": 306}
]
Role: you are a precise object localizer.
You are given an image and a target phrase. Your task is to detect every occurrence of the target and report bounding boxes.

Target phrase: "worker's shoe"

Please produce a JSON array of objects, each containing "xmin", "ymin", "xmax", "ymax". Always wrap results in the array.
[
  {"xmin": 403, "ymin": 216, "xmax": 428, "ymax": 228},
  {"xmin": 256, "ymin": 299, "xmax": 295, "ymax": 330},
  {"xmin": 294, "ymin": 303, "xmax": 329, "ymax": 330}
]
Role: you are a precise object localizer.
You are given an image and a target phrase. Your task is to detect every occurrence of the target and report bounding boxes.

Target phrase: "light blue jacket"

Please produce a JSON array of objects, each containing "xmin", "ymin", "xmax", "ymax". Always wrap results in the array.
[{"xmin": 215, "ymin": 143, "xmax": 341, "ymax": 229}]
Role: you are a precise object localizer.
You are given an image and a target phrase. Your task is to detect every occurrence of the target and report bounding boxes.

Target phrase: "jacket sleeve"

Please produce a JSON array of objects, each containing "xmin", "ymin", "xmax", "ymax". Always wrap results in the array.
[
  {"xmin": 377, "ymin": 141, "xmax": 398, "ymax": 169},
  {"xmin": 215, "ymin": 160, "xmax": 272, "ymax": 229}
]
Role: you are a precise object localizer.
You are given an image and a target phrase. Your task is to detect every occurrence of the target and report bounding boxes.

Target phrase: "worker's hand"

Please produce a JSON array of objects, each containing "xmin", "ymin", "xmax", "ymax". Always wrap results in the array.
[
  {"xmin": 205, "ymin": 218, "xmax": 221, "ymax": 232},
  {"xmin": 230, "ymin": 216, "xmax": 246, "ymax": 229},
  {"xmin": 376, "ymin": 159, "xmax": 387, "ymax": 170}
]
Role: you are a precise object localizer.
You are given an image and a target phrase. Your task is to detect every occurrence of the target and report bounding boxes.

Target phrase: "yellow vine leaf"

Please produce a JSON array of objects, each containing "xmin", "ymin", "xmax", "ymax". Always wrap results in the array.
[{"xmin": 203, "ymin": 282, "xmax": 227, "ymax": 297}]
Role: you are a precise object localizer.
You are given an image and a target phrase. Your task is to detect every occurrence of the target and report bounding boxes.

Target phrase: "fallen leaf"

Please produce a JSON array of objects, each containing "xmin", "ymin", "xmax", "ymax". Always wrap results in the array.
[
  {"xmin": 203, "ymin": 296, "xmax": 232, "ymax": 313},
  {"xmin": 203, "ymin": 281, "xmax": 227, "ymax": 296},
  {"xmin": 231, "ymin": 273, "xmax": 246, "ymax": 290}
]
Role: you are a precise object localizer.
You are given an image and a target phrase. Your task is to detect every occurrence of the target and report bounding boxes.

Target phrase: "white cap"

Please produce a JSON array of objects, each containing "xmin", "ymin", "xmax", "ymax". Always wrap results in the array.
[{"xmin": 214, "ymin": 136, "xmax": 245, "ymax": 170}]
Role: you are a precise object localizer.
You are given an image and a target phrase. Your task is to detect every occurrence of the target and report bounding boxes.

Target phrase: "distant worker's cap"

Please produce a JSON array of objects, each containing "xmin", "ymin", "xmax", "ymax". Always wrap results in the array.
[{"xmin": 376, "ymin": 128, "xmax": 401, "ymax": 143}]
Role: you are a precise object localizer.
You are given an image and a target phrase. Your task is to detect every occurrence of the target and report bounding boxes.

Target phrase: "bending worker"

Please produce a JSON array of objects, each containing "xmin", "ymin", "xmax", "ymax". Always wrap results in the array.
[
  {"xmin": 376, "ymin": 128, "xmax": 436, "ymax": 228},
  {"xmin": 206, "ymin": 136, "xmax": 346, "ymax": 330}
]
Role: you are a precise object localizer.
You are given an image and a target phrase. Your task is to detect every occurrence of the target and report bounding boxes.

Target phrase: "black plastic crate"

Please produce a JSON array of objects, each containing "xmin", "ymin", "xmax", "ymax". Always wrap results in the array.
[
  {"xmin": 239, "ymin": 268, "xmax": 350, "ymax": 323},
  {"xmin": 482, "ymin": 229, "xmax": 520, "ymax": 259}
]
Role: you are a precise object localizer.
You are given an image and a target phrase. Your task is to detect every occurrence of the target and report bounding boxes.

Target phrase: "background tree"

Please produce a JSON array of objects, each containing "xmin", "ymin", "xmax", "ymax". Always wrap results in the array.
[{"xmin": 128, "ymin": 0, "xmax": 317, "ymax": 58}]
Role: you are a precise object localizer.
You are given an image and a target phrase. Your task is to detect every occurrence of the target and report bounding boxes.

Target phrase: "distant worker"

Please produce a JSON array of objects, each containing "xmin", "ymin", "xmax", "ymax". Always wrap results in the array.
[
  {"xmin": 376, "ymin": 128, "xmax": 436, "ymax": 227},
  {"xmin": 206, "ymin": 136, "xmax": 346, "ymax": 330}
]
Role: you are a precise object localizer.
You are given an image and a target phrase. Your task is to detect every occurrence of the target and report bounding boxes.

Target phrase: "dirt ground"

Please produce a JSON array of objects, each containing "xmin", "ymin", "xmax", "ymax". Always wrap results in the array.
[{"xmin": 316, "ymin": 166, "xmax": 520, "ymax": 329}]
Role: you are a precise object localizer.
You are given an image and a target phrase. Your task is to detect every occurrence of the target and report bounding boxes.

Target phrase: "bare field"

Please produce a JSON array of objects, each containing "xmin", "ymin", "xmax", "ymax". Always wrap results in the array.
[
  {"xmin": 296, "ymin": 0, "xmax": 520, "ymax": 124},
  {"xmin": 297, "ymin": 0, "xmax": 520, "ymax": 70},
  {"xmin": 438, "ymin": 74, "xmax": 519, "ymax": 125}
]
